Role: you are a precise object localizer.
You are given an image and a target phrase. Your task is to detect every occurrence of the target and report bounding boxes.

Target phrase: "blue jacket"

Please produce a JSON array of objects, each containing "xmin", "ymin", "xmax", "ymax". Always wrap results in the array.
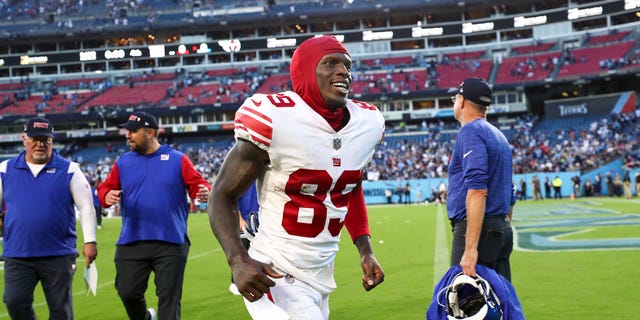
[
  {"xmin": 98, "ymin": 145, "xmax": 210, "ymax": 245},
  {"xmin": 1, "ymin": 150, "xmax": 77, "ymax": 258},
  {"xmin": 426, "ymin": 265, "xmax": 525, "ymax": 320}
]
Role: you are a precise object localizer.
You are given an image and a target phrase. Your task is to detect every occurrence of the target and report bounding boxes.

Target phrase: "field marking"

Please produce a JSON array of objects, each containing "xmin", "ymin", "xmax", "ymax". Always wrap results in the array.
[
  {"xmin": 0, "ymin": 248, "xmax": 221, "ymax": 319},
  {"xmin": 513, "ymin": 200, "xmax": 640, "ymax": 252},
  {"xmin": 433, "ymin": 204, "xmax": 450, "ymax": 287}
]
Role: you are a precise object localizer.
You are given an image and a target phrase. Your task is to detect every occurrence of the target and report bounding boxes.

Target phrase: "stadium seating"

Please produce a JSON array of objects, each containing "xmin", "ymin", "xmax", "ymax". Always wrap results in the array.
[
  {"xmin": 442, "ymin": 50, "xmax": 485, "ymax": 62},
  {"xmin": 55, "ymin": 77, "xmax": 106, "ymax": 89},
  {"xmin": 205, "ymin": 68, "xmax": 243, "ymax": 78},
  {"xmin": 495, "ymin": 52, "xmax": 561, "ymax": 84},
  {"xmin": 511, "ymin": 42, "xmax": 555, "ymax": 55},
  {"xmin": 360, "ymin": 56, "xmax": 415, "ymax": 69},
  {"xmin": 586, "ymin": 31, "xmax": 631, "ymax": 46},
  {"xmin": 166, "ymin": 83, "xmax": 222, "ymax": 107},
  {"xmin": 255, "ymin": 74, "xmax": 291, "ymax": 94},
  {"xmin": 434, "ymin": 60, "xmax": 492, "ymax": 88},
  {"xmin": 130, "ymin": 73, "xmax": 176, "ymax": 83},
  {"xmin": 83, "ymin": 82, "xmax": 171, "ymax": 109},
  {"xmin": 0, "ymin": 82, "xmax": 28, "ymax": 91},
  {"xmin": 350, "ymin": 69, "xmax": 427, "ymax": 95},
  {"xmin": 556, "ymin": 41, "xmax": 635, "ymax": 79},
  {"xmin": 0, "ymin": 91, "xmax": 98, "ymax": 116}
]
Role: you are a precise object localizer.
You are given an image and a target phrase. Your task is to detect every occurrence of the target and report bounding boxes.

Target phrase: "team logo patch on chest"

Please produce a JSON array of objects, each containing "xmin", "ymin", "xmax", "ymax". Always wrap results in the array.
[
  {"xmin": 332, "ymin": 138, "xmax": 341, "ymax": 150},
  {"xmin": 285, "ymin": 274, "xmax": 295, "ymax": 284},
  {"xmin": 332, "ymin": 157, "xmax": 341, "ymax": 167}
]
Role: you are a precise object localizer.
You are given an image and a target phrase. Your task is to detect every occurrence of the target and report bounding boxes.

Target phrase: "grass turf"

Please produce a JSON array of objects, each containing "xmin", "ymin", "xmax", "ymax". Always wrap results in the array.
[{"xmin": 0, "ymin": 197, "xmax": 638, "ymax": 319}]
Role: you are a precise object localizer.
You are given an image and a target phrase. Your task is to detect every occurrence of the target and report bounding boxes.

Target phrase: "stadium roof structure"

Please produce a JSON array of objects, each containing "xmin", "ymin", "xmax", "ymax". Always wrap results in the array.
[{"xmin": 0, "ymin": 0, "xmax": 592, "ymax": 41}]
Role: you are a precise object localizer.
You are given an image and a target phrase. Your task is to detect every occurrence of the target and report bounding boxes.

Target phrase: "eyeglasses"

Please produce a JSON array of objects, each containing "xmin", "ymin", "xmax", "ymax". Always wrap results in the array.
[{"xmin": 451, "ymin": 95, "xmax": 457, "ymax": 104}]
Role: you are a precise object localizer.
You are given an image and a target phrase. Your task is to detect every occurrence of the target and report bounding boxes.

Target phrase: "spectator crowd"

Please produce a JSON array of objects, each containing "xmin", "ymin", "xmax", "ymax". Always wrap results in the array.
[{"xmin": 69, "ymin": 107, "xmax": 640, "ymax": 204}]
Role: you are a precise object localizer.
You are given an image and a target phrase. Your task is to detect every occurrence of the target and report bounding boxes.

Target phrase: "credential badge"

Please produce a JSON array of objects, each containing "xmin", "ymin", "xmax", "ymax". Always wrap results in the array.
[{"xmin": 333, "ymin": 137, "xmax": 341, "ymax": 150}]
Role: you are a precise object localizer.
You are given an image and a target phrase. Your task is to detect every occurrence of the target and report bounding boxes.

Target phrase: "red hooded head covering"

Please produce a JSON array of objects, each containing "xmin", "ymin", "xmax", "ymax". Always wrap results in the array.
[{"xmin": 290, "ymin": 36, "xmax": 349, "ymax": 131}]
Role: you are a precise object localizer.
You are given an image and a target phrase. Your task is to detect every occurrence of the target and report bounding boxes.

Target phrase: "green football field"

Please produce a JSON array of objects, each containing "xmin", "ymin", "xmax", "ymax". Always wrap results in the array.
[{"xmin": 1, "ymin": 197, "xmax": 639, "ymax": 319}]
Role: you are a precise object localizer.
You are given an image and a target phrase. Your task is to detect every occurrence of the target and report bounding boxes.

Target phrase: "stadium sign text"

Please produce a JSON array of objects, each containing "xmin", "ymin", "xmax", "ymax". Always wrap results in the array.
[
  {"xmin": 267, "ymin": 37, "xmax": 297, "ymax": 48},
  {"xmin": 20, "ymin": 55, "xmax": 48, "ymax": 65},
  {"xmin": 65, "ymin": 130, "xmax": 107, "ymax": 138},
  {"xmin": 513, "ymin": 15, "xmax": 547, "ymax": 28},
  {"xmin": 79, "ymin": 50, "xmax": 97, "ymax": 61},
  {"xmin": 462, "ymin": 22, "xmax": 494, "ymax": 34},
  {"xmin": 567, "ymin": 6, "xmax": 603, "ymax": 20},
  {"xmin": 104, "ymin": 49, "xmax": 126, "ymax": 60},
  {"xmin": 625, "ymin": 0, "xmax": 640, "ymax": 10},
  {"xmin": 411, "ymin": 26, "xmax": 444, "ymax": 37},
  {"xmin": 558, "ymin": 103, "xmax": 588, "ymax": 117},
  {"xmin": 148, "ymin": 44, "xmax": 166, "ymax": 58},
  {"xmin": 362, "ymin": 30, "xmax": 393, "ymax": 41}
]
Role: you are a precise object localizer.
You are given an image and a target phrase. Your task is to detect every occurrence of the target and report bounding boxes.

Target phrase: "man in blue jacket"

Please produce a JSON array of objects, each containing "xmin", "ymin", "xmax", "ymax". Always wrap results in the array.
[
  {"xmin": 447, "ymin": 78, "xmax": 513, "ymax": 281},
  {"xmin": 98, "ymin": 111, "xmax": 210, "ymax": 320},
  {"xmin": 1, "ymin": 117, "xmax": 98, "ymax": 320}
]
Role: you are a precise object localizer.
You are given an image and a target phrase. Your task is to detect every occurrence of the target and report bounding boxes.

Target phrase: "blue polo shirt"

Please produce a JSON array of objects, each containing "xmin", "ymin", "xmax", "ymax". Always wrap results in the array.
[{"xmin": 447, "ymin": 118, "xmax": 512, "ymax": 221}]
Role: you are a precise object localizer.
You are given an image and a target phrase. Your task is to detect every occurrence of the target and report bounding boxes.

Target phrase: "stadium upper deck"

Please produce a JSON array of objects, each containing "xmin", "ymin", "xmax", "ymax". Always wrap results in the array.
[{"xmin": 0, "ymin": 0, "xmax": 639, "ymax": 136}]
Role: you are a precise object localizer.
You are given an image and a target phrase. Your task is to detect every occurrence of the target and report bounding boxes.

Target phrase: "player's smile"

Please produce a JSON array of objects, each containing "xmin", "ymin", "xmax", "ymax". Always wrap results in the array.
[{"xmin": 316, "ymin": 52, "xmax": 352, "ymax": 109}]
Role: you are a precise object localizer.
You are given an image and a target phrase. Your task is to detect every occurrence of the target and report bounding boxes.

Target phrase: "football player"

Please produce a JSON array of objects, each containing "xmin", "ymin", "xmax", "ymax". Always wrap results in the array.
[{"xmin": 208, "ymin": 35, "xmax": 385, "ymax": 319}]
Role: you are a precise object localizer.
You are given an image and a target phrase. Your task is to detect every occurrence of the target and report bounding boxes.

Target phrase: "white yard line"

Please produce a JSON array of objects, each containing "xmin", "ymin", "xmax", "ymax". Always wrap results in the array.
[{"xmin": 433, "ymin": 204, "xmax": 450, "ymax": 287}]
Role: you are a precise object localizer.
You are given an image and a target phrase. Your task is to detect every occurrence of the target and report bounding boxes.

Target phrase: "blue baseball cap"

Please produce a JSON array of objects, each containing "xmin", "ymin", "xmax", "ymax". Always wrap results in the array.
[
  {"xmin": 449, "ymin": 77, "xmax": 492, "ymax": 107},
  {"xmin": 24, "ymin": 117, "xmax": 54, "ymax": 138},
  {"xmin": 119, "ymin": 111, "xmax": 159, "ymax": 130}
]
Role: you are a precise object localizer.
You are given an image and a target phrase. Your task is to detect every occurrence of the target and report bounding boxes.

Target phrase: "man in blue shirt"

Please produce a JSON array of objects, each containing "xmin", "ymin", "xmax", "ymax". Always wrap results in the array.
[
  {"xmin": 0, "ymin": 117, "xmax": 98, "ymax": 319},
  {"xmin": 98, "ymin": 112, "xmax": 210, "ymax": 320},
  {"xmin": 447, "ymin": 78, "xmax": 514, "ymax": 281}
]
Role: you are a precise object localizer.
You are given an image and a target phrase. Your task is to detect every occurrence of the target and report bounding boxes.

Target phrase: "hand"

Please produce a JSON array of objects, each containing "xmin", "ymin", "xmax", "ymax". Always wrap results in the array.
[
  {"xmin": 105, "ymin": 190, "xmax": 122, "ymax": 206},
  {"xmin": 83, "ymin": 243, "xmax": 98, "ymax": 267},
  {"xmin": 360, "ymin": 254, "xmax": 384, "ymax": 291},
  {"xmin": 459, "ymin": 248, "xmax": 478, "ymax": 277},
  {"xmin": 239, "ymin": 218, "xmax": 249, "ymax": 232},
  {"xmin": 231, "ymin": 256, "xmax": 283, "ymax": 302},
  {"xmin": 196, "ymin": 184, "xmax": 209, "ymax": 202}
]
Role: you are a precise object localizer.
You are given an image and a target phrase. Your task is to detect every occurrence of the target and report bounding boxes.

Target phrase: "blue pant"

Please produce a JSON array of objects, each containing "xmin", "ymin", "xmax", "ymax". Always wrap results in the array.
[
  {"xmin": 450, "ymin": 215, "xmax": 512, "ymax": 281},
  {"xmin": 3, "ymin": 255, "xmax": 76, "ymax": 320},
  {"xmin": 115, "ymin": 240, "xmax": 189, "ymax": 320}
]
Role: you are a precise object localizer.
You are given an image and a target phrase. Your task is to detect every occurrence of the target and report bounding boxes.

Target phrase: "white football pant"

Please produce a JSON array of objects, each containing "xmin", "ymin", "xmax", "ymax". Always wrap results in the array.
[{"xmin": 244, "ymin": 275, "xmax": 329, "ymax": 320}]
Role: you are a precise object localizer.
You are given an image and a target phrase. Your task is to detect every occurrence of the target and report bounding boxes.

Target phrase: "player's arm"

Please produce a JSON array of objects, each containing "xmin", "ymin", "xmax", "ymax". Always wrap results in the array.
[
  {"xmin": 69, "ymin": 163, "xmax": 98, "ymax": 267},
  {"xmin": 97, "ymin": 163, "xmax": 121, "ymax": 208},
  {"xmin": 208, "ymin": 138, "xmax": 281, "ymax": 302},
  {"xmin": 458, "ymin": 128, "xmax": 489, "ymax": 277},
  {"xmin": 346, "ymin": 184, "xmax": 384, "ymax": 291},
  {"xmin": 354, "ymin": 235, "xmax": 385, "ymax": 291},
  {"xmin": 180, "ymin": 155, "xmax": 211, "ymax": 203},
  {"xmin": 460, "ymin": 188, "xmax": 487, "ymax": 277}
]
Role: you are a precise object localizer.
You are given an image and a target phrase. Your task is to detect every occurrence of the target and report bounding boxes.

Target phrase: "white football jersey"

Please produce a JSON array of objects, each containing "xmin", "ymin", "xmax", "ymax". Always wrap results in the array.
[{"xmin": 234, "ymin": 91, "xmax": 384, "ymax": 294}]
